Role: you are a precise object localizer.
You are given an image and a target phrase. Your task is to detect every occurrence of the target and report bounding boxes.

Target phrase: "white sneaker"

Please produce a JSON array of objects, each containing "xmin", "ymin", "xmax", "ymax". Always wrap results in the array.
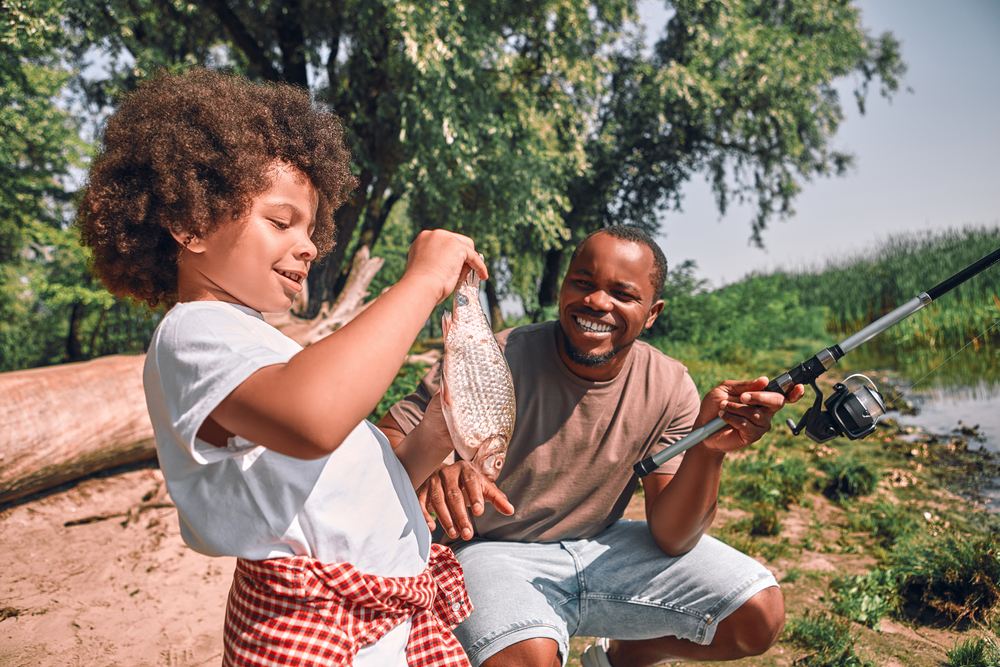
[
  {"xmin": 579, "ymin": 637, "xmax": 684, "ymax": 666},
  {"xmin": 580, "ymin": 638, "xmax": 614, "ymax": 667}
]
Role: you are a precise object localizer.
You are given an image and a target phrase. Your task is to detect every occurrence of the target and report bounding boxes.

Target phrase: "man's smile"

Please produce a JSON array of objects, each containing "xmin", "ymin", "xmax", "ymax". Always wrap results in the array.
[{"xmin": 573, "ymin": 315, "xmax": 616, "ymax": 334}]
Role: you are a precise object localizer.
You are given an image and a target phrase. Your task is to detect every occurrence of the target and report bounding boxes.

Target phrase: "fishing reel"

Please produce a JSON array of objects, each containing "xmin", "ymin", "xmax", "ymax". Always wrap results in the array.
[{"xmin": 786, "ymin": 374, "xmax": 887, "ymax": 444}]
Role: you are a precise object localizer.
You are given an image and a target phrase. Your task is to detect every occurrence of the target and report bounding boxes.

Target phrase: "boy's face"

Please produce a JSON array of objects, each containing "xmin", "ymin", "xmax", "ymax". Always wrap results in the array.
[{"xmin": 177, "ymin": 164, "xmax": 319, "ymax": 313}]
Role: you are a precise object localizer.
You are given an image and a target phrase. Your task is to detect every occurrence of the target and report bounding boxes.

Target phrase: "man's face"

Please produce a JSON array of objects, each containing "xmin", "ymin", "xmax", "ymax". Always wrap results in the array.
[{"xmin": 556, "ymin": 233, "xmax": 664, "ymax": 380}]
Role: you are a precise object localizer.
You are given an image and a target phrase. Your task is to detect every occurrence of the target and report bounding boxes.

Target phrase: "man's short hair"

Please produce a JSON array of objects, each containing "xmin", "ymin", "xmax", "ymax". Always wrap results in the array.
[{"xmin": 572, "ymin": 226, "xmax": 667, "ymax": 297}]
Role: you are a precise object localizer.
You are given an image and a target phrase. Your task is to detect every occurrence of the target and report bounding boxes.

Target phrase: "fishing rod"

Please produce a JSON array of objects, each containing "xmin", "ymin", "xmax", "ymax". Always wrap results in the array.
[{"xmin": 634, "ymin": 245, "xmax": 1000, "ymax": 478}]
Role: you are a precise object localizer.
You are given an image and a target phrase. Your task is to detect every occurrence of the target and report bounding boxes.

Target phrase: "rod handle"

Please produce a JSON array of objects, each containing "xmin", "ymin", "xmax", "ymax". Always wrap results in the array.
[{"xmin": 633, "ymin": 378, "xmax": 792, "ymax": 478}]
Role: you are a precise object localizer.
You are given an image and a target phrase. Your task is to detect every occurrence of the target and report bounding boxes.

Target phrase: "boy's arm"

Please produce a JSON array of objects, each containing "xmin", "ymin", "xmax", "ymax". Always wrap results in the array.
[
  {"xmin": 209, "ymin": 230, "xmax": 488, "ymax": 460},
  {"xmin": 643, "ymin": 377, "xmax": 803, "ymax": 556}
]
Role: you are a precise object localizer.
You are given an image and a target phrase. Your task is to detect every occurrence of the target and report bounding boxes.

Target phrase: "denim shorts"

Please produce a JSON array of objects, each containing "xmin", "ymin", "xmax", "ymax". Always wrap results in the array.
[{"xmin": 451, "ymin": 520, "xmax": 778, "ymax": 667}]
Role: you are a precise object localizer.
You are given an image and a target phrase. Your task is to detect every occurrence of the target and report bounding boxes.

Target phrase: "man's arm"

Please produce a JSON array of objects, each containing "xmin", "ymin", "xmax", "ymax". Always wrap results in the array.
[
  {"xmin": 375, "ymin": 412, "xmax": 407, "ymax": 448},
  {"xmin": 642, "ymin": 377, "xmax": 803, "ymax": 556}
]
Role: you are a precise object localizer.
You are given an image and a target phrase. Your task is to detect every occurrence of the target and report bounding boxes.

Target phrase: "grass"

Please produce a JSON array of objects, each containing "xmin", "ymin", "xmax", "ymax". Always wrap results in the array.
[
  {"xmin": 783, "ymin": 612, "xmax": 875, "ymax": 667},
  {"xmin": 947, "ymin": 635, "xmax": 1000, "ymax": 667},
  {"xmin": 817, "ymin": 455, "xmax": 881, "ymax": 502},
  {"xmin": 829, "ymin": 569, "xmax": 901, "ymax": 628},
  {"xmin": 765, "ymin": 225, "xmax": 1000, "ymax": 359}
]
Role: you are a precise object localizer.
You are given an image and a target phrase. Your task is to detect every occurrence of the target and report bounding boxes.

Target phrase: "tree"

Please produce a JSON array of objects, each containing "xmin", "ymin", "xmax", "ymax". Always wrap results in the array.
[
  {"xmin": 4, "ymin": 0, "xmax": 906, "ymax": 367},
  {"xmin": 534, "ymin": 0, "xmax": 906, "ymax": 307},
  {"xmin": 64, "ymin": 0, "xmax": 633, "ymax": 323},
  {"xmin": 0, "ymin": 0, "xmax": 139, "ymax": 372}
]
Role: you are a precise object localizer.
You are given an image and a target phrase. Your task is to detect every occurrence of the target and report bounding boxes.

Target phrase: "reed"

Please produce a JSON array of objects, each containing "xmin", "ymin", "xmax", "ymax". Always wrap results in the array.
[{"xmin": 767, "ymin": 225, "xmax": 1000, "ymax": 356}]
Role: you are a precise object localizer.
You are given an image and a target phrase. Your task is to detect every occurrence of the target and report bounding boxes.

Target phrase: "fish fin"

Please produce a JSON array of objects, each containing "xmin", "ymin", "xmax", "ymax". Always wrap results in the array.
[
  {"xmin": 440, "ymin": 368, "xmax": 452, "ymax": 408},
  {"xmin": 442, "ymin": 309, "xmax": 452, "ymax": 340},
  {"xmin": 464, "ymin": 265, "xmax": 481, "ymax": 290}
]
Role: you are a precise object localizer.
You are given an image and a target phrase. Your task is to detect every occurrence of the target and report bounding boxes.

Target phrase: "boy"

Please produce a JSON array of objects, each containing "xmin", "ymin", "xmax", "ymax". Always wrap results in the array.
[{"xmin": 78, "ymin": 68, "xmax": 481, "ymax": 666}]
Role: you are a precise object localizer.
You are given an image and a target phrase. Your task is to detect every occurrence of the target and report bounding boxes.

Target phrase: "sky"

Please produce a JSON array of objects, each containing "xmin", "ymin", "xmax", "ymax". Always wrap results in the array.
[{"xmin": 638, "ymin": 0, "xmax": 1000, "ymax": 289}]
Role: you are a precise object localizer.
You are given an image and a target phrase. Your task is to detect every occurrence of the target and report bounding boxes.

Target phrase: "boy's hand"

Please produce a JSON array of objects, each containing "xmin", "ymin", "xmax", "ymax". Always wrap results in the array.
[
  {"xmin": 404, "ymin": 230, "xmax": 489, "ymax": 304},
  {"xmin": 699, "ymin": 377, "xmax": 805, "ymax": 454}
]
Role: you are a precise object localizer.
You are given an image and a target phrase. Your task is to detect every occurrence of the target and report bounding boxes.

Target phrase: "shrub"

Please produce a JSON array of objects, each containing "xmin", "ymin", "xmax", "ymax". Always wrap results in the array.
[
  {"xmin": 895, "ymin": 532, "xmax": 1000, "ymax": 625},
  {"xmin": 368, "ymin": 362, "xmax": 429, "ymax": 424}
]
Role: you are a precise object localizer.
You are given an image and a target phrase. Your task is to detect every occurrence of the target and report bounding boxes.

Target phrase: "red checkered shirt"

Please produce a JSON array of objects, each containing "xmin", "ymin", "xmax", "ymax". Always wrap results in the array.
[{"xmin": 223, "ymin": 543, "xmax": 473, "ymax": 666}]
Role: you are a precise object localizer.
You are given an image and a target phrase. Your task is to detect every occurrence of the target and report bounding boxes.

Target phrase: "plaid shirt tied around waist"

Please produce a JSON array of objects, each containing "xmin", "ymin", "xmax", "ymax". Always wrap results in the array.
[{"xmin": 223, "ymin": 543, "xmax": 473, "ymax": 667}]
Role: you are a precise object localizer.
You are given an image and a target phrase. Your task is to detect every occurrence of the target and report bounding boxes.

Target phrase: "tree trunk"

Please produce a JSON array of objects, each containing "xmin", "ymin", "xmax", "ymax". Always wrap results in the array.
[
  {"xmin": 66, "ymin": 302, "xmax": 86, "ymax": 362},
  {"xmin": 536, "ymin": 246, "xmax": 565, "ymax": 311},
  {"xmin": 0, "ymin": 355, "xmax": 155, "ymax": 505},
  {"xmin": 483, "ymin": 277, "xmax": 505, "ymax": 333},
  {"xmin": 304, "ymin": 169, "xmax": 373, "ymax": 318}
]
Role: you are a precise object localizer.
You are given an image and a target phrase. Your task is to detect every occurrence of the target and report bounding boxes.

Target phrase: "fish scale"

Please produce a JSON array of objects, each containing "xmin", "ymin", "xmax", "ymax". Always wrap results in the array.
[{"xmin": 440, "ymin": 271, "xmax": 516, "ymax": 482}]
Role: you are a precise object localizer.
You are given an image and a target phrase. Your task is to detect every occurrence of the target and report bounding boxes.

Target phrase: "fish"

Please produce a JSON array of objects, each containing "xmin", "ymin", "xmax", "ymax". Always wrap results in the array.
[{"xmin": 440, "ymin": 270, "xmax": 516, "ymax": 482}]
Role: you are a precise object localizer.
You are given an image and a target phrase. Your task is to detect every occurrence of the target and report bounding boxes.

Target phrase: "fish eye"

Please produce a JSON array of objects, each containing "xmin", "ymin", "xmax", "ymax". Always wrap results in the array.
[{"xmin": 456, "ymin": 294, "xmax": 469, "ymax": 306}]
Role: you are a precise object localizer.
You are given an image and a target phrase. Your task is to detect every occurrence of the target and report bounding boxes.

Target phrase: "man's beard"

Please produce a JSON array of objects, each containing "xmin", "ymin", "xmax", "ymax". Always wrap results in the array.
[{"xmin": 559, "ymin": 326, "xmax": 629, "ymax": 368}]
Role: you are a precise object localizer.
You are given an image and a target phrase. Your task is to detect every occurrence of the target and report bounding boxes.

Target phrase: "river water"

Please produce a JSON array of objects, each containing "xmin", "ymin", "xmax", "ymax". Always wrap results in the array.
[{"xmin": 839, "ymin": 343, "xmax": 1000, "ymax": 510}]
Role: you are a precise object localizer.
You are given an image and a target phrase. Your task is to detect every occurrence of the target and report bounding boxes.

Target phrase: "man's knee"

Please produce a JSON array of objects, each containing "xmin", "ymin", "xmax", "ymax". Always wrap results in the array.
[
  {"xmin": 480, "ymin": 638, "xmax": 561, "ymax": 667},
  {"xmin": 724, "ymin": 585, "xmax": 785, "ymax": 656}
]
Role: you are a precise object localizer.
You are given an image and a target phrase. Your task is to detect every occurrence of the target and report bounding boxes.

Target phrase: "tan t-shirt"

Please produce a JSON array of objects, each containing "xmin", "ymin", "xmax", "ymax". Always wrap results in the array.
[{"xmin": 389, "ymin": 320, "xmax": 701, "ymax": 543}]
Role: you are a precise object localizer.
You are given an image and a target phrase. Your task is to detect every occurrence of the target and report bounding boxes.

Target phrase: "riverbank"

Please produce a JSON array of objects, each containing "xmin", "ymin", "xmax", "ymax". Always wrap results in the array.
[{"xmin": 2, "ymin": 406, "xmax": 998, "ymax": 666}]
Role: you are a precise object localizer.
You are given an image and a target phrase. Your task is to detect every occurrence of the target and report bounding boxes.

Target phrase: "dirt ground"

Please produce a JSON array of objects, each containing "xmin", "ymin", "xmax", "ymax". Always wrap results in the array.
[
  {"xmin": 1, "ymin": 466, "xmax": 231, "ymax": 667},
  {"xmin": 0, "ymin": 465, "xmax": 969, "ymax": 667}
]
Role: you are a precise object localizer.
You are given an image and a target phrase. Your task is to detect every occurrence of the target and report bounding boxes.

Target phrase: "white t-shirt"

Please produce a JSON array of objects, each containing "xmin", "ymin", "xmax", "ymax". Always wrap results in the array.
[{"xmin": 144, "ymin": 301, "xmax": 429, "ymax": 665}]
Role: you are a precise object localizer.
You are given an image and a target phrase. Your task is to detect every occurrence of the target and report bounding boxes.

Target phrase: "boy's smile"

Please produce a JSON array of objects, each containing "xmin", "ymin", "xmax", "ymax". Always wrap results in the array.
[{"xmin": 174, "ymin": 164, "xmax": 320, "ymax": 312}]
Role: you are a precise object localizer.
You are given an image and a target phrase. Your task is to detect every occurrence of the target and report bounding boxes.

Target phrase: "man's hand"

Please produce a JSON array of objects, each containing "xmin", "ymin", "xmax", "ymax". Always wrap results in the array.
[
  {"xmin": 418, "ymin": 460, "xmax": 515, "ymax": 541},
  {"xmin": 699, "ymin": 377, "xmax": 805, "ymax": 455}
]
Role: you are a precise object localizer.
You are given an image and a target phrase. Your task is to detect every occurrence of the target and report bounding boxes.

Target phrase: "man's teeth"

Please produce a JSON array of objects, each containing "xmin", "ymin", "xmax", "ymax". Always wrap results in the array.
[
  {"xmin": 575, "ymin": 316, "xmax": 613, "ymax": 333},
  {"xmin": 277, "ymin": 270, "xmax": 301, "ymax": 284}
]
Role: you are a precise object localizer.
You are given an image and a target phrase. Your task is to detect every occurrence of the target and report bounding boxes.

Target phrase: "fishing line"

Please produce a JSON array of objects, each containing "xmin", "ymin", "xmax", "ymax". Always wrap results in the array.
[{"xmin": 883, "ymin": 315, "xmax": 1000, "ymax": 409}]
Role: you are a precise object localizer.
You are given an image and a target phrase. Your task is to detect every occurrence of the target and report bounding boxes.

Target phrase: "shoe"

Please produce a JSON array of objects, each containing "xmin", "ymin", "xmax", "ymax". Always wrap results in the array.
[
  {"xmin": 580, "ymin": 638, "xmax": 613, "ymax": 667},
  {"xmin": 580, "ymin": 637, "xmax": 684, "ymax": 666}
]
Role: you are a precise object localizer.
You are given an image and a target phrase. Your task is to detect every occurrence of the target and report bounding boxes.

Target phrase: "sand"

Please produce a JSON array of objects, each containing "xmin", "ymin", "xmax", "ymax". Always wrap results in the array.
[{"xmin": 1, "ymin": 467, "xmax": 231, "ymax": 666}]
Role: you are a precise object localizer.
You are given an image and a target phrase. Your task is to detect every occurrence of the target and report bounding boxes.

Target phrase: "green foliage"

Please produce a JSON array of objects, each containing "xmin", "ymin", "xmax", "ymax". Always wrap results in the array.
[
  {"xmin": 818, "ymin": 455, "xmax": 880, "ymax": 502},
  {"xmin": 0, "ymin": 0, "xmax": 909, "ymax": 368},
  {"xmin": 843, "ymin": 496, "xmax": 923, "ymax": 551},
  {"xmin": 947, "ymin": 635, "xmax": 1000, "ymax": 667},
  {"xmin": 368, "ymin": 363, "xmax": 429, "ymax": 424},
  {"xmin": 830, "ymin": 569, "xmax": 901, "ymax": 628},
  {"xmin": 0, "ymin": 0, "xmax": 87, "ymax": 259},
  {"xmin": 561, "ymin": 0, "xmax": 906, "ymax": 247},
  {"xmin": 721, "ymin": 450, "xmax": 811, "ymax": 510},
  {"xmin": 784, "ymin": 612, "xmax": 875, "ymax": 667},
  {"xmin": 649, "ymin": 267, "xmax": 832, "ymax": 367},
  {"xmin": 0, "ymin": 0, "xmax": 159, "ymax": 371}
]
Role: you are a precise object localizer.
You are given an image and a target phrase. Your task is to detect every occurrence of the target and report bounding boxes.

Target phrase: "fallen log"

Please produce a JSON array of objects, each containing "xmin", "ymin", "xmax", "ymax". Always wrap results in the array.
[
  {"xmin": 0, "ymin": 354, "xmax": 154, "ymax": 505},
  {"xmin": 1, "ymin": 250, "xmax": 393, "ymax": 505}
]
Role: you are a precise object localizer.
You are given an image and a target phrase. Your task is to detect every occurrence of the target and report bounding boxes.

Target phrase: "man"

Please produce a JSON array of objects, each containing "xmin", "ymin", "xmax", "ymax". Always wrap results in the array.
[{"xmin": 377, "ymin": 226, "xmax": 803, "ymax": 667}]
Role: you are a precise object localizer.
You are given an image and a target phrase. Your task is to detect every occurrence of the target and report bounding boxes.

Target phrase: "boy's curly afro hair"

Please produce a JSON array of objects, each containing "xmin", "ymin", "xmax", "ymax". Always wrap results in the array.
[{"xmin": 77, "ymin": 68, "xmax": 356, "ymax": 307}]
